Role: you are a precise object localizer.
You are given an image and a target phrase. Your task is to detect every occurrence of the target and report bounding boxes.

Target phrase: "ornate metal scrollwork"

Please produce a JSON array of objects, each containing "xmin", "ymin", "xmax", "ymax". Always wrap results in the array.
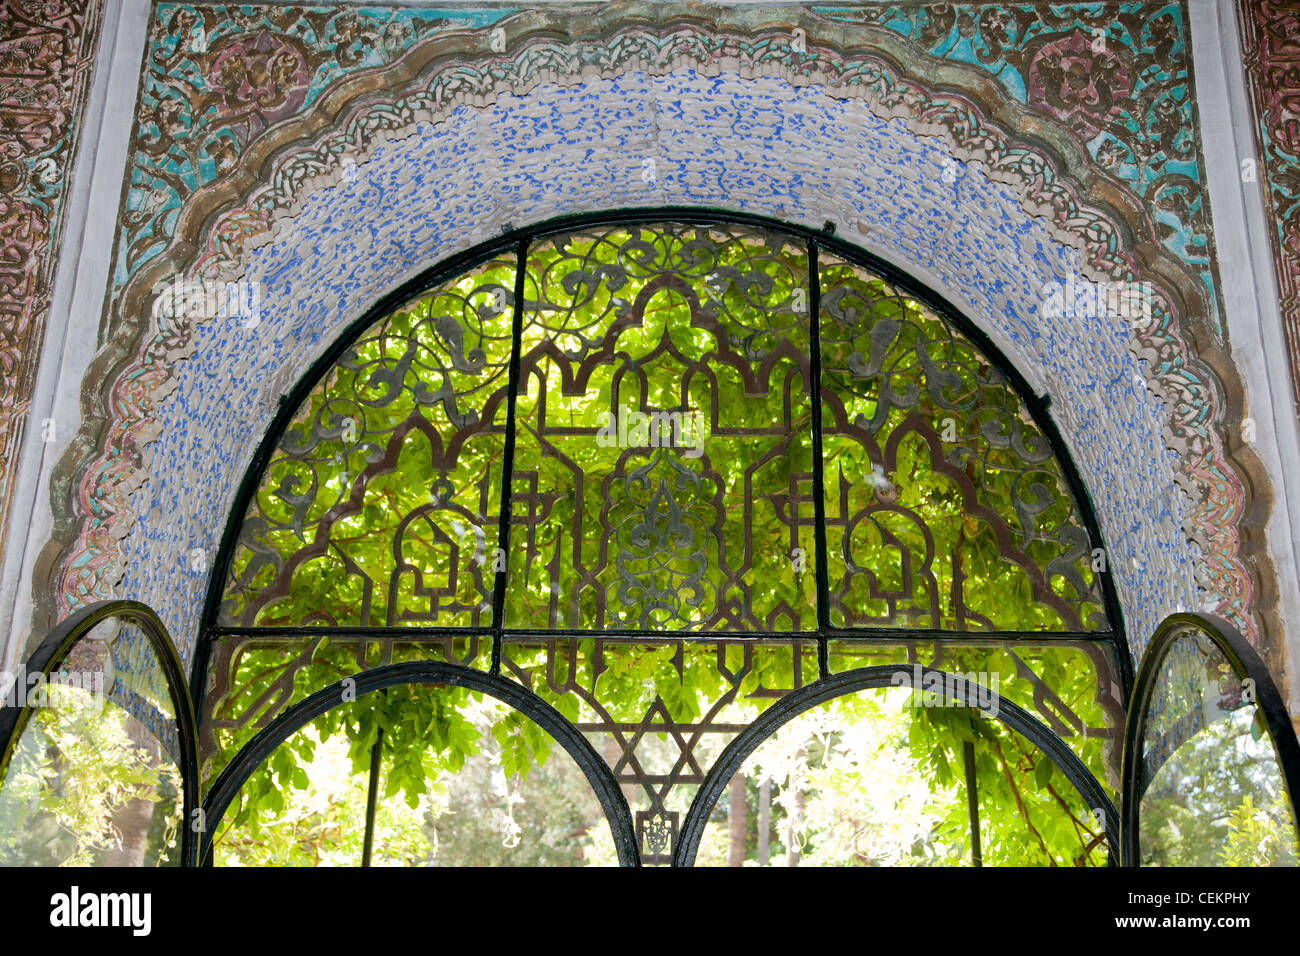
[
  {"xmin": 221, "ymin": 223, "xmax": 1105, "ymax": 636},
  {"xmin": 819, "ymin": 254, "xmax": 1106, "ymax": 631},
  {"xmin": 505, "ymin": 223, "xmax": 815, "ymax": 632},
  {"xmin": 219, "ymin": 256, "xmax": 515, "ymax": 628},
  {"xmin": 206, "ymin": 219, "xmax": 1120, "ymax": 866}
]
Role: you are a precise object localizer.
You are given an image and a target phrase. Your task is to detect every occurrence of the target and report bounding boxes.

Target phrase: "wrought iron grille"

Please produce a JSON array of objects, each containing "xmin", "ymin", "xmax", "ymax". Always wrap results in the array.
[
  {"xmin": 218, "ymin": 221, "xmax": 1106, "ymax": 635},
  {"xmin": 200, "ymin": 213, "xmax": 1126, "ymax": 865}
]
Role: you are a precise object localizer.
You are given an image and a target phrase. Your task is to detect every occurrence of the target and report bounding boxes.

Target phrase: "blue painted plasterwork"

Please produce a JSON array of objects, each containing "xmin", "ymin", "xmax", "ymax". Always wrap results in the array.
[{"xmin": 115, "ymin": 72, "xmax": 1199, "ymax": 666}]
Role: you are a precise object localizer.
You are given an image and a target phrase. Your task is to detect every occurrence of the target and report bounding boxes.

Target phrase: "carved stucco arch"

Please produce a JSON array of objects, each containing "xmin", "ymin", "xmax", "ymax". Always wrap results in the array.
[{"xmin": 35, "ymin": 8, "xmax": 1282, "ymax": 690}]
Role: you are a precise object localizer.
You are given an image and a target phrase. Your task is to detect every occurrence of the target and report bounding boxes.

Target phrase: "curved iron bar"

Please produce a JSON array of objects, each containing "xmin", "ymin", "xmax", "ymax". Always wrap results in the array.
[
  {"xmin": 1121, "ymin": 612, "xmax": 1300, "ymax": 867},
  {"xmin": 0, "ymin": 599, "xmax": 200, "ymax": 866},
  {"xmin": 672, "ymin": 664, "xmax": 1119, "ymax": 866},
  {"xmin": 199, "ymin": 660, "xmax": 640, "ymax": 866}
]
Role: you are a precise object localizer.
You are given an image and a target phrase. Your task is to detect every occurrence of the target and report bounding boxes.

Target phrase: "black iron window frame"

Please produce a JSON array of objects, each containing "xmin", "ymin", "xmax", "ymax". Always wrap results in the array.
[
  {"xmin": 0, "ymin": 600, "xmax": 201, "ymax": 867},
  {"xmin": 192, "ymin": 208, "xmax": 1132, "ymax": 866},
  {"xmin": 193, "ymin": 658, "xmax": 1121, "ymax": 866},
  {"xmin": 1120, "ymin": 611, "xmax": 1300, "ymax": 867}
]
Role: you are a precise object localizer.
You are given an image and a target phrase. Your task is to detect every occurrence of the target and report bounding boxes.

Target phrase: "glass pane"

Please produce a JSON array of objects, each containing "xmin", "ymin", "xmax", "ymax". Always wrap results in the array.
[
  {"xmin": 219, "ymin": 254, "xmax": 516, "ymax": 627},
  {"xmin": 818, "ymin": 254, "xmax": 1105, "ymax": 631},
  {"xmin": 699, "ymin": 686, "xmax": 1109, "ymax": 866},
  {"xmin": 828, "ymin": 638, "xmax": 1123, "ymax": 784},
  {"xmin": 200, "ymin": 632, "xmax": 490, "ymax": 781},
  {"xmin": 211, "ymin": 221, "xmax": 1115, "ymax": 641},
  {"xmin": 0, "ymin": 618, "xmax": 184, "ymax": 866},
  {"xmin": 211, "ymin": 709, "xmax": 371, "ymax": 866},
  {"xmin": 505, "ymin": 223, "xmax": 816, "ymax": 632},
  {"xmin": 368, "ymin": 685, "xmax": 617, "ymax": 866},
  {"xmin": 213, "ymin": 682, "xmax": 618, "ymax": 866},
  {"xmin": 1138, "ymin": 628, "xmax": 1299, "ymax": 866}
]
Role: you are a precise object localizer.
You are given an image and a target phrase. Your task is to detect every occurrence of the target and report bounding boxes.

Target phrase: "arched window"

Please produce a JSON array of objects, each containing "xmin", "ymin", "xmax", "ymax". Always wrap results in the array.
[{"xmin": 190, "ymin": 214, "xmax": 1130, "ymax": 865}]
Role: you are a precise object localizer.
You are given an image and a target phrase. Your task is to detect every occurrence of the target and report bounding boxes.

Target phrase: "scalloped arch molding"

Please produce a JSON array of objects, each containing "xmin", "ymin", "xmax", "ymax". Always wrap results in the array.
[{"xmin": 44, "ymin": 15, "xmax": 1276, "ymax": 677}]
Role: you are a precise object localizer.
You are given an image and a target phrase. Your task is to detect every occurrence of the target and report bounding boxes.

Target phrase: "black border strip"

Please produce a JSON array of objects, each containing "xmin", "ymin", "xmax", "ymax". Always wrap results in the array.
[
  {"xmin": 488, "ymin": 239, "xmax": 530, "ymax": 674},
  {"xmin": 808, "ymin": 237, "xmax": 832, "ymax": 679}
]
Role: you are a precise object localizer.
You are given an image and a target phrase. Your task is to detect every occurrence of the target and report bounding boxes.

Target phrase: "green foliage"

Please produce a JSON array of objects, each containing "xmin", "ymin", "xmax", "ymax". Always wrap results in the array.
[
  {"xmin": 910, "ymin": 705, "xmax": 1106, "ymax": 866},
  {"xmin": 699, "ymin": 688, "xmax": 1106, "ymax": 867},
  {"xmin": 1220, "ymin": 794, "xmax": 1298, "ymax": 867},
  {"xmin": 818, "ymin": 259, "xmax": 1101, "ymax": 630},
  {"xmin": 220, "ymin": 258, "xmax": 515, "ymax": 628},
  {"xmin": 214, "ymin": 694, "xmax": 617, "ymax": 867}
]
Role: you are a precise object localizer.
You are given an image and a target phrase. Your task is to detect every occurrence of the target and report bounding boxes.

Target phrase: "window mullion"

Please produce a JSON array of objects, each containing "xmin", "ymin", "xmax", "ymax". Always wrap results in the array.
[
  {"xmin": 808, "ymin": 239, "xmax": 831, "ymax": 678},
  {"xmin": 489, "ymin": 238, "xmax": 530, "ymax": 674}
]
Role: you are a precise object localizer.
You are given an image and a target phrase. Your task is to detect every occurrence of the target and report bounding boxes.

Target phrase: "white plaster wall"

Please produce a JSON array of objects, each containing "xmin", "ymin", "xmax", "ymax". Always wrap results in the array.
[
  {"xmin": 0, "ymin": 0, "xmax": 155, "ymax": 673},
  {"xmin": 1190, "ymin": 0, "xmax": 1300, "ymax": 710}
]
